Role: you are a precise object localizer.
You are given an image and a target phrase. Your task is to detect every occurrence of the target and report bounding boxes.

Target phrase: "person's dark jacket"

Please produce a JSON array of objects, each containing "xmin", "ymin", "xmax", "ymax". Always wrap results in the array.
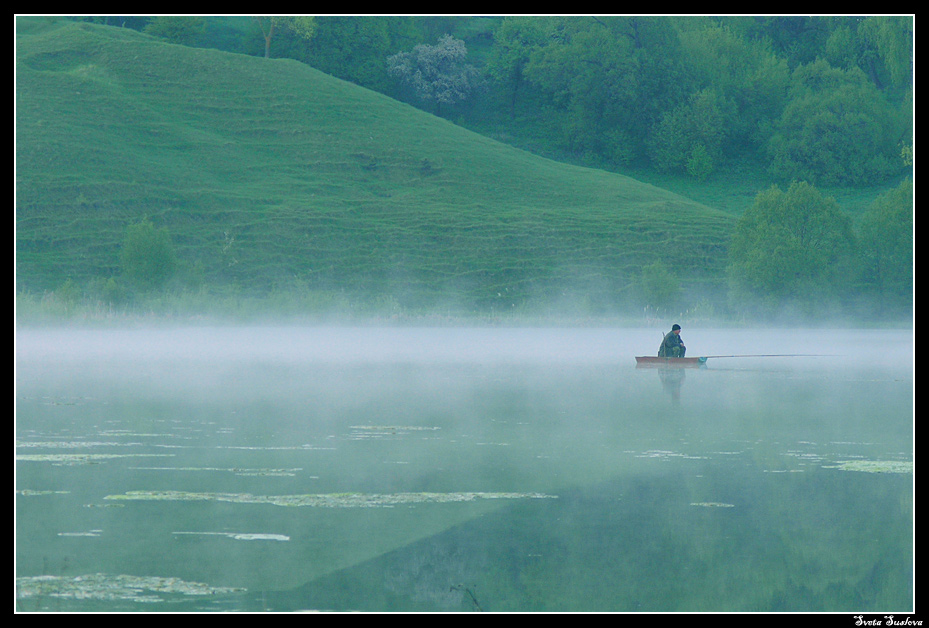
[{"xmin": 658, "ymin": 331, "xmax": 685, "ymax": 357}]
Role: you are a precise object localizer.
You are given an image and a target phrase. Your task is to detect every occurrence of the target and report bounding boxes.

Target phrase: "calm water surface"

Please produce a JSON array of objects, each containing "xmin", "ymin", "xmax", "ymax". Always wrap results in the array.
[{"xmin": 15, "ymin": 327, "xmax": 914, "ymax": 612}]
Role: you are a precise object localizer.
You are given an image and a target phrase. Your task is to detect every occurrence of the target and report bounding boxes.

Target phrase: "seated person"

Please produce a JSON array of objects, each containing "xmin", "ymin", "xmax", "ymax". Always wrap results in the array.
[{"xmin": 658, "ymin": 324, "xmax": 686, "ymax": 358}]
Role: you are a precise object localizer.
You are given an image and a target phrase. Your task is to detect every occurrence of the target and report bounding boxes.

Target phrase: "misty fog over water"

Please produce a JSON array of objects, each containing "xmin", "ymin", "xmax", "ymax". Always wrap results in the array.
[
  {"xmin": 13, "ymin": 325, "xmax": 914, "ymax": 379},
  {"xmin": 15, "ymin": 326, "xmax": 913, "ymax": 612}
]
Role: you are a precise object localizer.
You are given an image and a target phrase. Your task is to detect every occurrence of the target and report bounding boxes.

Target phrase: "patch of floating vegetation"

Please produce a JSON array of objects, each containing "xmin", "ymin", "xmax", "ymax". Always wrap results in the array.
[
  {"xmin": 348, "ymin": 425, "xmax": 442, "ymax": 440},
  {"xmin": 17, "ymin": 441, "xmax": 132, "ymax": 448},
  {"xmin": 173, "ymin": 531, "xmax": 290, "ymax": 541},
  {"xmin": 130, "ymin": 466, "xmax": 303, "ymax": 477},
  {"xmin": 98, "ymin": 432, "xmax": 177, "ymax": 439},
  {"xmin": 636, "ymin": 450, "xmax": 683, "ymax": 459},
  {"xmin": 217, "ymin": 445, "xmax": 335, "ymax": 451},
  {"xmin": 823, "ymin": 460, "xmax": 913, "ymax": 474},
  {"xmin": 16, "ymin": 573, "xmax": 245, "ymax": 603},
  {"xmin": 634, "ymin": 450, "xmax": 708, "ymax": 460},
  {"xmin": 351, "ymin": 425, "xmax": 441, "ymax": 432},
  {"xmin": 17, "ymin": 453, "xmax": 175, "ymax": 465},
  {"xmin": 16, "ymin": 489, "xmax": 70, "ymax": 496},
  {"xmin": 105, "ymin": 490, "xmax": 558, "ymax": 508},
  {"xmin": 690, "ymin": 502, "xmax": 735, "ymax": 508},
  {"xmin": 38, "ymin": 396, "xmax": 87, "ymax": 406}
]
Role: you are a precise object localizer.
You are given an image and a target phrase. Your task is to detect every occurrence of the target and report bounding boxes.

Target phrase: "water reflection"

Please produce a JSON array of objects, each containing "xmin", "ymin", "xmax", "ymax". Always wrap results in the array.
[
  {"xmin": 15, "ymin": 327, "xmax": 914, "ymax": 612},
  {"xmin": 250, "ymin": 463, "xmax": 912, "ymax": 612},
  {"xmin": 657, "ymin": 367, "xmax": 685, "ymax": 404}
]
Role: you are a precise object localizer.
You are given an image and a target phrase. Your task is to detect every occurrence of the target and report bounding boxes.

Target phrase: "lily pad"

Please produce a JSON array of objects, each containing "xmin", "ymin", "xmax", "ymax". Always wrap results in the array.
[
  {"xmin": 824, "ymin": 460, "xmax": 913, "ymax": 474},
  {"xmin": 17, "ymin": 441, "xmax": 130, "ymax": 448},
  {"xmin": 105, "ymin": 490, "xmax": 558, "ymax": 508},
  {"xmin": 130, "ymin": 466, "xmax": 303, "ymax": 477},
  {"xmin": 16, "ymin": 489, "xmax": 70, "ymax": 496},
  {"xmin": 16, "ymin": 573, "xmax": 245, "ymax": 602},
  {"xmin": 173, "ymin": 531, "xmax": 290, "ymax": 541},
  {"xmin": 17, "ymin": 453, "xmax": 174, "ymax": 465}
]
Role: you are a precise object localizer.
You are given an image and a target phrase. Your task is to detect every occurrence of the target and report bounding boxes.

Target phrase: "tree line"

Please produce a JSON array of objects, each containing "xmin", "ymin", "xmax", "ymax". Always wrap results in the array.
[
  {"xmin": 727, "ymin": 178, "xmax": 912, "ymax": 319},
  {"xmin": 489, "ymin": 16, "xmax": 911, "ymax": 186},
  {"xmin": 99, "ymin": 15, "xmax": 914, "ymax": 188}
]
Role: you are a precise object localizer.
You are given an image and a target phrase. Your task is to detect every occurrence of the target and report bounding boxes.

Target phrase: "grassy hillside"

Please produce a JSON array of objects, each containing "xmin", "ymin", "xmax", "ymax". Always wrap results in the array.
[{"xmin": 16, "ymin": 18, "xmax": 737, "ymax": 314}]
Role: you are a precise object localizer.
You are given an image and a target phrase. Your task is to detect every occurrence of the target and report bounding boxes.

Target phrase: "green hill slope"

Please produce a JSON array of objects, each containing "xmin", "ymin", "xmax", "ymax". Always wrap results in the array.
[{"xmin": 16, "ymin": 19, "xmax": 737, "ymax": 313}]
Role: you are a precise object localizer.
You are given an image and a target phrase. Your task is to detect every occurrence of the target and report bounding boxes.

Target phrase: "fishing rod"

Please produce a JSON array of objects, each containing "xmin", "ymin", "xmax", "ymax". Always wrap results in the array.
[{"xmin": 699, "ymin": 354, "xmax": 834, "ymax": 359}]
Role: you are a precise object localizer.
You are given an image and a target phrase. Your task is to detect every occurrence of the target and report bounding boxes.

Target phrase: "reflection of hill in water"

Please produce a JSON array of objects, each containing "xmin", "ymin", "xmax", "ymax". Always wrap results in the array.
[
  {"xmin": 254, "ymin": 466, "xmax": 912, "ymax": 612},
  {"xmin": 15, "ymin": 327, "xmax": 913, "ymax": 611}
]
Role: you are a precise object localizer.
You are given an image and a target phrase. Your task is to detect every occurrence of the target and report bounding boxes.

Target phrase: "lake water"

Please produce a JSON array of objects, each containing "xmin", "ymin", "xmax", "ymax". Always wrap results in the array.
[{"xmin": 15, "ymin": 326, "xmax": 914, "ymax": 612}]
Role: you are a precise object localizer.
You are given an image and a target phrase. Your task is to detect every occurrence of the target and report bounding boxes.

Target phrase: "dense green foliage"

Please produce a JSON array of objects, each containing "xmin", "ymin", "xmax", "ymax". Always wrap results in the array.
[
  {"xmin": 766, "ymin": 60, "xmax": 903, "ymax": 185},
  {"xmin": 15, "ymin": 16, "xmax": 913, "ymax": 323},
  {"xmin": 856, "ymin": 178, "xmax": 914, "ymax": 314},
  {"xmin": 728, "ymin": 182, "xmax": 855, "ymax": 317},
  {"xmin": 483, "ymin": 16, "xmax": 910, "ymax": 186},
  {"xmin": 120, "ymin": 218, "xmax": 177, "ymax": 290},
  {"xmin": 727, "ymin": 177, "xmax": 912, "ymax": 320}
]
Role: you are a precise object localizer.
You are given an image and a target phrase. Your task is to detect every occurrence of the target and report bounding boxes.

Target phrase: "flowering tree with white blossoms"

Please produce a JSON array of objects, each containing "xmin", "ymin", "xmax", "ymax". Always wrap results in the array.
[{"xmin": 387, "ymin": 34, "xmax": 482, "ymax": 114}]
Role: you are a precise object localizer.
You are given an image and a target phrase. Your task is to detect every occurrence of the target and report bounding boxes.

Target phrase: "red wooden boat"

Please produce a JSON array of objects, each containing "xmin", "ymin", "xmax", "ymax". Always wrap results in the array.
[
  {"xmin": 636, "ymin": 353, "xmax": 828, "ymax": 367},
  {"xmin": 635, "ymin": 356, "xmax": 708, "ymax": 367}
]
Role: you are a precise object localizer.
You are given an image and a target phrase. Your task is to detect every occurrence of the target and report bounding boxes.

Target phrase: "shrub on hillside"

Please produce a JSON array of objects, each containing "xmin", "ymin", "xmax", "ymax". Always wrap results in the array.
[{"xmin": 120, "ymin": 219, "xmax": 177, "ymax": 291}]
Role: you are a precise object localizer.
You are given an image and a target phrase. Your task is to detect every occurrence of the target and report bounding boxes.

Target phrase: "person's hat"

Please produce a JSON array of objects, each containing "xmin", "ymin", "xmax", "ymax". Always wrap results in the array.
[{"xmin": 671, "ymin": 324, "xmax": 681, "ymax": 330}]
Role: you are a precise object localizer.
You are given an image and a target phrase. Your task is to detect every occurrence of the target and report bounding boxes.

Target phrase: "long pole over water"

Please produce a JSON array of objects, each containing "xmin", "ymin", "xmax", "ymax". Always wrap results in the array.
[{"xmin": 700, "ymin": 354, "xmax": 834, "ymax": 359}]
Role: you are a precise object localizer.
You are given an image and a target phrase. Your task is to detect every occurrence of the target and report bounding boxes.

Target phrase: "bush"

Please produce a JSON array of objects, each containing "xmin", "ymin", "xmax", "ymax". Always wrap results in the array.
[
  {"xmin": 120, "ymin": 219, "xmax": 177, "ymax": 291},
  {"xmin": 686, "ymin": 144, "xmax": 714, "ymax": 180},
  {"xmin": 638, "ymin": 260, "xmax": 681, "ymax": 313}
]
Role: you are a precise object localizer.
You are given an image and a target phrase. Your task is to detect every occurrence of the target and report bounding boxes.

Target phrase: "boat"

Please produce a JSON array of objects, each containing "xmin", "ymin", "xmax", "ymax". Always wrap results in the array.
[
  {"xmin": 635, "ymin": 353, "xmax": 828, "ymax": 368},
  {"xmin": 635, "ymin": 356, "xmax": 708, "ymax": 368}
]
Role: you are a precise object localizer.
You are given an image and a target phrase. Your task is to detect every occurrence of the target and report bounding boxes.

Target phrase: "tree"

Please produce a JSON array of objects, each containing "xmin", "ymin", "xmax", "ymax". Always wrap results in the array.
[
  {"xmin": 120, "ymin": 219, "xmax": 177, "ymax": 291},
  {"xmin": 744, "ymin": 16, "xmax": 834, "ymax": 69},
  {"xmin": 857, "ymin": 16, "xmax": 913, "ymax": 91},
  {"xmin": 648, "ymin": 88, "xmax": 726, "ymax": 176},
  {"xmin": 486, "ymin": 17, "xmax": 557, "ymax": 116},
  {"xmin": 516, "ymin": 17, "xmax": 691, "ymax": 165},
  {"xmin": 857, "ymin": 178, "xmax": 913, "ymax": 313},
  {"xmin": 639, "ymin": 261, "xmax": 681, "ymax": 313},
  {"xmin": 143, "ymin": 16, "xmax": 206, "ymax": 46},
  {"xmin": 766, "ymin": 59, "xmax": 904, "ymax": 185},
  {"xmin": 387, "ymin": 34, "xmax": 481, "ymax": 114},
  {"xmin": 303, "ymin": 17, "xmax": 409, "ymax": 93},
  {"xmin": 727, "ymin": 181, "xmax": 854, "ymax": 317},
  {"xmin": 686, "ymin": 143, "xmax": 714, "ymax": 181},
  {"xmin": 676, "ymin": 22, "xmax": 789, "ymax": 156},
  {"xmin": 253, "ymin": 16, "xmax": 316, "ymax": 59}
]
